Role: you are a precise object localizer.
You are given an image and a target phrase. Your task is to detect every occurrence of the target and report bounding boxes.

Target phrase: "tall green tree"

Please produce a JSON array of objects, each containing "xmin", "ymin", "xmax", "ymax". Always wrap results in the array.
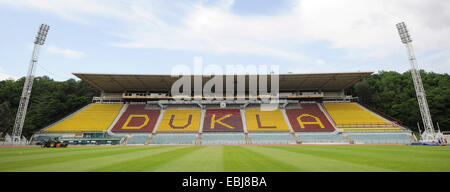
[
  {"xmin": 0, "ymin": 76, "xmax": 99, "ymax": 139},
  {"xmin": 352, "ymin": 70, "xmax": 449, "ymax": 132},
  {"xmin": 0, "ymin": 102, "xmax": 12, "ymax": 134}
]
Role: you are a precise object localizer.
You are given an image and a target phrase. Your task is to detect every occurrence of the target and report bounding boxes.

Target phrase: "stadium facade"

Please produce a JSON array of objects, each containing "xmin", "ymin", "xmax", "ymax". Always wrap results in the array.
[{"xmin": 31, "ymin": 72, "xmax": 416, "ymax": 145}]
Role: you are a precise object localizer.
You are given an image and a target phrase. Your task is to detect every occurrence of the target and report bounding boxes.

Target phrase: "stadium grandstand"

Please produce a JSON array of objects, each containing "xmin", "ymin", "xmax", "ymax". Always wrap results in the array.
[{"xmin": 30, "ymin": 72, "xmax": 416, "ymax": 145}]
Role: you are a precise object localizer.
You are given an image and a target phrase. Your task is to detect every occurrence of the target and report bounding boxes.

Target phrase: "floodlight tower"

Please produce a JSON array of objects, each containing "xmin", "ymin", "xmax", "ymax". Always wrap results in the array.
[
  {"xmin": 396, "ymin": 22, "xmax": 436, "ymax": 142},
  {"xmin": 12, "ymin": 24, "xmax": 50, "ymax": 143}
]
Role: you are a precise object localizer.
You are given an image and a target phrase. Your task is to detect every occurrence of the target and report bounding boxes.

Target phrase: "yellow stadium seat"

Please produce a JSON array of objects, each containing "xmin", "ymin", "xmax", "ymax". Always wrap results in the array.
[
  {"xmin": 339, "ymin": 128, "xmax": 403, "ymax": 132},
  {"xmin": 323, "ymin": 103, "xmax": 392, "ymax": 128},
  {"xmin": 44, "ymin": 104, "xmax": 123, "ymax": 133},
  {"xmin": 157, "ymin": 109, "xmax": 201, "ymax": 132},
  {"xmin": 245, "ymin": 109, "xmax": 289, "ymax": 132}
]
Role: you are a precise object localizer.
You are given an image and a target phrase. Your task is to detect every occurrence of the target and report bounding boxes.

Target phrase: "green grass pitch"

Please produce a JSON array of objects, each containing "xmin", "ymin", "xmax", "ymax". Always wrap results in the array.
[{"xmin": 0, "ymin": 145, "xmax": 449, "ymax": 172}]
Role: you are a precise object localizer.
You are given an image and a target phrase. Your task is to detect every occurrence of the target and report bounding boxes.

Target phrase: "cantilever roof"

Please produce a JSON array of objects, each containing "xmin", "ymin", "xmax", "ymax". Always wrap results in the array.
[{"xmin": 73, "ymin": 72, "xmax": 373, "ymax": 93}]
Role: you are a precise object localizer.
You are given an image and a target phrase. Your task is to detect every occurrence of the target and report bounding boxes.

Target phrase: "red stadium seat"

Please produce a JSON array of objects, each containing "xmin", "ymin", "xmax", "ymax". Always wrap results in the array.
[
  {"xmin": 111, "ymin": 104, "xmax": 161, "ymax": 133},
  {"xmin": 203, "ymin": 109, "xmax": 244, "ymax": 132},
  {"xmin": 286, "ymin": 104, "xmax": 335, "ymax": 132}
]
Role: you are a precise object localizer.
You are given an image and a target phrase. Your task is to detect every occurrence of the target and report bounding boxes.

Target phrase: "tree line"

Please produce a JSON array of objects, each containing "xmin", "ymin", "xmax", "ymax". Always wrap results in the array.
[
  {"xmin": 0, "ymin": 76, "xmax": 99, "ymax": 138},
  {"xmin": 351, "ymin": 70, "xmax": 449, "ymax": 132},
  {"xmin": 0, "ymin": 70, "xmax": 448, "ymax": 139}
]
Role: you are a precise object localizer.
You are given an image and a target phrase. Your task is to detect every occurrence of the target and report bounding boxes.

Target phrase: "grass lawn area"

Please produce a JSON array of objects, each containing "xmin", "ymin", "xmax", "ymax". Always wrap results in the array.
[{"xmin": 0, "ymin": 145, "xmax": 449, "ymax": 172}]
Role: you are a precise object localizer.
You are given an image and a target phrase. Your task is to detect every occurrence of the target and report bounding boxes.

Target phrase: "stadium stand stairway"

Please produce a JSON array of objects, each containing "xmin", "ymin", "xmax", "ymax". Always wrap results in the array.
[
  {"xmin": 341, "ymin": 135, "xmax": 354, "ymax": 144},
  {"xmin": 318, "ymin": 103, "xmax": 339, "ymax": 129},
  {"xmin": 408, "ymin": 134, "xmax": 417, "ymax": 142},
  {"xmin": 120, "ymin": 137, "xmax": 127, "ymax": 145},
  {"xmin": 121, "ymin": 135, "xmax": 130, "ymax": 145},
  {"xmin": 280, "ymin": 108, "xmax": 295, "ymax": 132},
  {"xmin": 152, "ymin": 108, "xmax": 165, "ymax": 134},
  {"xmin": 199, "ymin": 109, "xmax": 206, "ymax": 133},
  {"xmin": 107, "ymin": 103, "xmax": 129, "ymax": 135},
  {"xmin": 240, "ymin": 109, "xmax": 249, "ymax": 134},
  {"xmin": 196, "ymin": 133, "xmax": 202, "ymax": 145},
  {"xmin": 145, "ymin": 133, "xmax": 156, "ymax": 145},
  {"xmin": 244, "ymin": 133, "xmax": 251, "ymax": 144},
  {"xmin": 291, "ymin": 132, "xmax": 302, "ymax": 144}
]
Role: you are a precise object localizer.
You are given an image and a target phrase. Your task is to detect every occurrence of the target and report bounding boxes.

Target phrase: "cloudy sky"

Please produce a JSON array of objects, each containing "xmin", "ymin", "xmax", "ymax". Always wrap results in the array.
[{"xmin": 0, "ymin": 0, "xmax": 449, "ymax": 81}]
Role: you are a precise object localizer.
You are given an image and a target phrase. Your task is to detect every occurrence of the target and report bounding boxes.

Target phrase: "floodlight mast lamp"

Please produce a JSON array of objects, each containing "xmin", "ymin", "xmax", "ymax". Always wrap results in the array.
[
  {"xmin": 12, "ymin": 24, "xmax": 49, "ymax": 143},
  {"xmin": 396, "ymin": 22, "xmax": 435, "ymax": 142}
]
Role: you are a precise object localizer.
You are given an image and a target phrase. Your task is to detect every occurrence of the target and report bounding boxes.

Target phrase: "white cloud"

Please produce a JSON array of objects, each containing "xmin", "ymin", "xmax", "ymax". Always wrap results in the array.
[
  {"xmin": 0, "ymin": 0, "xmax": 127, "ymax": 24},
  {"xmin": 46, "ymin": 46, "xmax": 86, "ymax": 59},
  {"xmin": 0, "ymin": 73, "xmax": 16, "ymax": 80},
  {"xmin": 421, "ymin": 48, "xmax": 450, "ymax": 73},
  {"xmin": 1, "ymin": 0, "xmax": 449, "ymax": 69},
  {"xmin": 113, "ymin": 0, "xmax": 450, "ymax": 64},
  {"xmin": 436, "ymin": 58, "xmax": 450, "ymax": 73},
  {"xmin": 0, "ymin": 67, "xmax": 16, "ymax": 80},
  {"xmin": 315, "ymin": 59, "xmax": 326, "ymax": 65},
  {"xmin": 108, "ymin": 1, "xmax": 307, "ymax": 61},
  {"xmin": 296, "ymin": 0, "xmax": 450, "ymax": 54}
]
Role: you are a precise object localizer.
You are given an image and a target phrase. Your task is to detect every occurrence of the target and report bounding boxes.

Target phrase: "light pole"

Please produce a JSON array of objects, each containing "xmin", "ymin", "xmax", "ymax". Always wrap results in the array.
[
  {"xmin": 396, "ymin": 22, "xmax": 435, "ymax": 143},
  {"xmin": 12, "ymin": 24, "xmax": 50, "ymax": 144}
]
